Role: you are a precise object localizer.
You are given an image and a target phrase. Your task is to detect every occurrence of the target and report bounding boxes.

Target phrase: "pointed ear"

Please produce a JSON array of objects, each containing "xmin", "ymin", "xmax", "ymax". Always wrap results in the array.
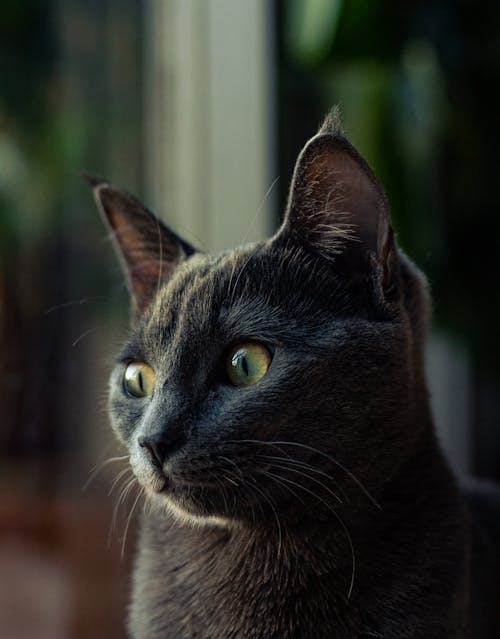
[
  {"xmin": 87, "ymin": 177, "xmax": 195, "ymax": 315},
  {"xmin": 279, "ymin": 124, "xmax": 396, "ymax": 289}
]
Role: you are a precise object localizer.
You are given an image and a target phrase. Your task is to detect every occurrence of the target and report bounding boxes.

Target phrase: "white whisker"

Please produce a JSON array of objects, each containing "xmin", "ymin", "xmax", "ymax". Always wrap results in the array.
[
  {"xmin": 82, "ymin": 455, "xmax": 129, "ymax": 493},
  {"xmin": 121, "ymin": 486, "xmax": 145, "ymax": 558},
  {"xmin": 263, "ymin": 468, "xmax": 356, "ymax": 599}
]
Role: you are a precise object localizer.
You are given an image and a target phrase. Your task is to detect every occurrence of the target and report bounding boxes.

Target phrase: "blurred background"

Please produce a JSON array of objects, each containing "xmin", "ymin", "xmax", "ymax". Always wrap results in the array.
[{"xmin": 1, "ymin": 0, "xmax": 499, "ymax": 636}]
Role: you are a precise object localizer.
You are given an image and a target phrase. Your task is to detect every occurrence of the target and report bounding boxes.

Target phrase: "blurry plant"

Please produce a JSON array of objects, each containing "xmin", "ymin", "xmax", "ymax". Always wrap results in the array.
[
  {"xmin": 280, "ymin": 0, "xmax": 500, "ymax": 375},
  {"xmin": 0, "ymin": 0, "xmax": 143, "ymax": 460},
  {"xmin": 285, "ymin": 0, "xmax": 343, "ymax": 65}
]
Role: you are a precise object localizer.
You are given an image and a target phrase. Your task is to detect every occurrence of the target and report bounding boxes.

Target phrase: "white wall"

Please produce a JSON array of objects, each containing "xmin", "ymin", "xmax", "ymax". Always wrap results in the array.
[{"xmin": 144, "ymin": 0, "xmax": 276, "ymax": 251}]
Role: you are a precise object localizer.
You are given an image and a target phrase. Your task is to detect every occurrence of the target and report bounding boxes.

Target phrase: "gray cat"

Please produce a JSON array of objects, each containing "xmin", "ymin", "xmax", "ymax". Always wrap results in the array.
[{"xmin": 90, "ymin": 112, "xmax": 500, "ymax": 638}]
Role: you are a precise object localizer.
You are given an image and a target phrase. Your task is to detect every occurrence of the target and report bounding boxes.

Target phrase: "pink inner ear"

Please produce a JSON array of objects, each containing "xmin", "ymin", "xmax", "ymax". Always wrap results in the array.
[
  {"xmin": 106, "ymin": 210, "xmax": 165, "ymax": 310},
  {"xmin": 93, "ymin": 183, "xmax": 189, "ymax": 316},
  {"xmin": 302, "ymin": 144, "xmax": 383, "ymax": 247},
  {"xmin": 284, "ymin": 134, "xmax": 392, "ymax": 266}
]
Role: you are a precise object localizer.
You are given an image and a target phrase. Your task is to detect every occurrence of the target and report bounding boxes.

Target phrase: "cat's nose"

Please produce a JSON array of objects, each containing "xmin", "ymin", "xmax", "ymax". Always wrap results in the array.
[{"xmin": 138, "ymin": 431, "xmax": 184, "ymax": 468}]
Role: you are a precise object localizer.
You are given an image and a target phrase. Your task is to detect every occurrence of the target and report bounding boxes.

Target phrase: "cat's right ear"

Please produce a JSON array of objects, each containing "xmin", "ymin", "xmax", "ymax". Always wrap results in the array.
[
  {"xmin": 86, "ymin": 176, "xmax": 195, "ymax": 316},
  {"xmin": 276, "ymin": 114, "xmax": 396, "ymax": 293}
]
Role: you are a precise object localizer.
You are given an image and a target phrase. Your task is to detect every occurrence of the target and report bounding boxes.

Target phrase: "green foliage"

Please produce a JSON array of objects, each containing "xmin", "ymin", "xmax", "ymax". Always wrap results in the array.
[{"xmin": 281, "ymin": 0, "xmax": 500, "ymax": 374}]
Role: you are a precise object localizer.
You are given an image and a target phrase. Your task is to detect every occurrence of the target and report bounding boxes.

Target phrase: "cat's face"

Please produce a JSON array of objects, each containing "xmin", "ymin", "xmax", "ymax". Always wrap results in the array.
[{"xmin": 93, "ymin": 115, "xmax": 428, "ymax": 528}]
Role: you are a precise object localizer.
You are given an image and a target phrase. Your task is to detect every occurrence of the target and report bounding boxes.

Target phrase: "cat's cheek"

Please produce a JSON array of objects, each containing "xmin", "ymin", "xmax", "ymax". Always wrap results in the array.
[
  {"xmin": 108, "ymin": 411, "xmax": 128, "ymax": 445},
  {"xmin": 107, "ymin": 370, "xmax": 130, "ymax": 444}
]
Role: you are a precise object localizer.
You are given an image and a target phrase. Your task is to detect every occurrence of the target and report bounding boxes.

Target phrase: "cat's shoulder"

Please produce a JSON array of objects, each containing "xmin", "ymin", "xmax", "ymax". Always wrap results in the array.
[
  {"xmin": 461, "ymin": 476, "xmax": 500, "ymax": 637},
  {"xmin": 463, "ymin": 475, "xmax": 500, "ymax": 536}
]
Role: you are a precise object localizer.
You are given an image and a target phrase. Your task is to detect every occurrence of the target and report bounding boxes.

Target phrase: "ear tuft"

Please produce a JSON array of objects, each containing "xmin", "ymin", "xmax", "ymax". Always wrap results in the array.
[
  {"xmin": 88, "ymin": 178, "xmax": 195, "ymax": 317},
  {"xmin": 80, "ymin": 171, "xmax": 107, "ymax": 189},
  {"xmin": 278, "ymin": 124, "xmax": 395, "ymax": 288},
  {"xmin": 317, "ymin": 106, "xmax": 344, "ymax": 137}
]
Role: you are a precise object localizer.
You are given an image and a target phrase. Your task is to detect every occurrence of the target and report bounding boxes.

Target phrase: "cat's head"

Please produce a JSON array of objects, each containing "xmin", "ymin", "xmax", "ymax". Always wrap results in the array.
[{"xmin": 91, "ymin": 113, "xmax": 430, "ymax": 529}]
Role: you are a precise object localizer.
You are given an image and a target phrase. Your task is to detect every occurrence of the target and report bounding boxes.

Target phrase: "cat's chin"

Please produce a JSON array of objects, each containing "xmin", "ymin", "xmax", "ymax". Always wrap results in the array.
[
  {"xmin": 157, "ymin": 495, "xmax": 235, "ymax": 528},
  {"xmin": 134, "ymin": 470, "xmax": 167, "ymax": 495},
  {"xmin": 149, "ymin": 490, "xmax": 233, "ymax": 529},
  {"xmin": 134, "ymin": 470, "xmax": 235, "ymax": 529}
]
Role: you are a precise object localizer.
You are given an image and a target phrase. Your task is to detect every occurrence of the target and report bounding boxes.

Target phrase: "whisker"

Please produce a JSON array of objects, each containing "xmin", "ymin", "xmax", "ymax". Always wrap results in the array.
[
  {"xmin": 82, "ymin": 455, "xmax": 129, "ymax": 492},
  {"xmin": 245, "ymin": 480, "xmax": 265, "ymax": 525},
  {"xmin": 109, "ymin": 475, "xmax": 136, "ymax": 546},
  {"xmin": 246, "ymin": 477, "xmax": 283, "ymax": 557},
  {"xmin": 121, "ymin": 486, "xmax": 144, "ymax": 558},
  {"xmin": 259, "ymin": 454, "xmax": 338, "ymax": 483},
  {"xmin": 265, "ymin": 461, "xmax": 343, "ymax": 504},
  {"xmin": 44, "ymin": 296, "xmax": 107, "ymax": 315},
  {"xmin": 331, "ymin": 511, "xmax": 356, "ymax": 600},
  {"xmin": 213, "ymin": 476, "xmax": 231, "ymax": 512},
  {"xmin": 258, "ymin": 453, "xmax": 349, "ymax": 501},
  {"xmin": 220, "ymin": 465, "xmax": 260, "ymax": 522},
  {"xmin": 232, "ymin": 438, "xmax": 380, "ymax": 509},
  {"xmin": 218, "ymin": 455, "xmax": 245, "ymax": 479},
  {"xmin": 225, "ymin": 175, "xmax": 280, "ymax": 303},
  {"xmin": 260, "ymin": 469, "xmax": 305, "ymax": 505},
  {"xmin": 72, "ymin": 326, "xmax": 99, "ymax": 348},
  {"xmin": 109, "ymin": 467, "xmax": 133, "ymax": 496},
  {"xmin": 221, "ymin": 473, "xmax": 239, "ymax": 487},
  {"xmin": 270, "ymin": 440, "xmax": 380, "ymax": 509},
  {"xmin": 155, "ymin": 214, "xmax": 163, "ymax": 299},
  {"xmin": 120, "ymin": 476, "xmax": 137, "ymax": 505},
  {"xmin": 263, "ymin": 469, "xmax": 356, "ymax": 599},
  {"xmin": 243, "ymin": 174, "xmax": 280, "ymax": 246},
  {"xmin": 227, "ymin": 247, "xmax": 257, "ymax": 306}
]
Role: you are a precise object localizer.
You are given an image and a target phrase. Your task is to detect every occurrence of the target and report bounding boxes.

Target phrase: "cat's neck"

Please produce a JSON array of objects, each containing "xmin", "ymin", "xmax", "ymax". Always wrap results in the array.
[
  {"xmin": 132, "ymin": 509, "xmax": 361, "ymax": 638},
  {"xmin": 130, "ymin": 433, "xmax": 467, "ymax": 639}
]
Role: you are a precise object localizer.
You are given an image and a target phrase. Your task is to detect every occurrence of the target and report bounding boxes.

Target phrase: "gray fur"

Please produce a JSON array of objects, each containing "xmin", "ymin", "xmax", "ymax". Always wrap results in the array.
[{"xmin": 92, "ymin": 115, "xmax": 499, "ymax": 638}]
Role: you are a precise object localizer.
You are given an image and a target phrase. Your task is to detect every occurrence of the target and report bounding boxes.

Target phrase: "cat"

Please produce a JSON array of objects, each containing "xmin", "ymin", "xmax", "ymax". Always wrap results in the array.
[{"xmin": 90, "ymin": 111, "xmax": 500, "ymax": 638}]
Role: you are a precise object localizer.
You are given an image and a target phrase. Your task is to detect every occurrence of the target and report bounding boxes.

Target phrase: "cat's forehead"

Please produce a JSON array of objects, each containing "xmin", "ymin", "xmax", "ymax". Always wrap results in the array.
[
  {"xmin": 142, "ymin": 244, "xmax": 266, "ymax": 340},
  {"xmin": 138, "ymin": 240, "xmax": 354, "ymax": 355},
  {"xmin": 148, "ymin": 246, "xmax": 254, "ymax": 317}
]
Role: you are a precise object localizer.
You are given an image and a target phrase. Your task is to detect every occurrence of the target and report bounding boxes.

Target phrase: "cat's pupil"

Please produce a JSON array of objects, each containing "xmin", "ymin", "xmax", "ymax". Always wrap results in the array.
[
  {"xmin": 242, "ymin": 357, "xmax": 249, "ymax": 377},
  {"xmin": 138, "ymin": 372, "xmax": 144, "ymax": 392}
]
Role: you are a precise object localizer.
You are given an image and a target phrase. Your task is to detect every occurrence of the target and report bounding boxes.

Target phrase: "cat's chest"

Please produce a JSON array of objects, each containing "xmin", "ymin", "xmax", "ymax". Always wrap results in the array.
[
  {"xmin": 128, "ymin": 514, "xmax": 468, "ymax": 639},
  {"xmin": 129, "ymin": 521, "xmax": 350, "ymax": 639}
]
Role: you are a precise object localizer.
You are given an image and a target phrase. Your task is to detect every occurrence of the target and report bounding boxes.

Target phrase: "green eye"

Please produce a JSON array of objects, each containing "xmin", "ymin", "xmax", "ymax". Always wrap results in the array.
[
  {"xmin": 123, "ymin": 362, "xmax": 155, "ymax": 397},
  {"xmin": 226, "ymin": 342, "xmax": 271, "ymax": 387}
]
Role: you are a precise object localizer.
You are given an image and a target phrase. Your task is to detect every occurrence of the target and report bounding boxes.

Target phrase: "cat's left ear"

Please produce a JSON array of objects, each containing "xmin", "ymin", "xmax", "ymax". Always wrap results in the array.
[
  {"xmin": 88, "ymin": 177, "xmax": 195, "ymax": 316},
  {"xmin": 277, "ymin": 120, "xmax": 396, "ymax": 291}
]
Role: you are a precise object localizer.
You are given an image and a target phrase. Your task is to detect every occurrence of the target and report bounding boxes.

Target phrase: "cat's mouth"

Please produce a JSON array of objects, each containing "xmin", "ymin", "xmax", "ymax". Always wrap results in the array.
[
  {"xmin": 134, "ymin": 462, "xmax": 220, "ymax": 499},
  {"xmin": 157, "ymin": 472, "xmax": 223, "ymax": 494},
  {"xmin": 142, "ymin": 470, "xmax": 237, "ymax": 527},
  {"xmin": 147, "ymin": 466, "xmax": 278, "ymax": 524},
  {"xmin": 133, "ymin": 449, "xmax": 313, "ymax": 525}
]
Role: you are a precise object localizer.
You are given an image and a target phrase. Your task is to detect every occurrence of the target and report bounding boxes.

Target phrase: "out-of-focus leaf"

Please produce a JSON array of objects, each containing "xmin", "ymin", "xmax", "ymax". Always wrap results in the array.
[{"xmin": 286, "ymin": 0, "xmax": 343, "ymax": 65}]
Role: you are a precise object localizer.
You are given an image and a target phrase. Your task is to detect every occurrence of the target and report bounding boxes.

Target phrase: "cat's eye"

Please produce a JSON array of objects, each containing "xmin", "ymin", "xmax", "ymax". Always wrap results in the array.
[
  {"xmin": 123, "ymin": 361, "xmax": 155, "ymax": 398},
  {"xmin": 226, "ymin": 342, "xmax": 271, "ymax": 387}
]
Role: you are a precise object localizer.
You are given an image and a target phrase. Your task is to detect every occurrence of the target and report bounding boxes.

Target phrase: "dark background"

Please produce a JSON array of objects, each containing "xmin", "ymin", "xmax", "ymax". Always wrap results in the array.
[{"xmin": 0, "ymin": 1, "xmax": 499, "ymax": 636}]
